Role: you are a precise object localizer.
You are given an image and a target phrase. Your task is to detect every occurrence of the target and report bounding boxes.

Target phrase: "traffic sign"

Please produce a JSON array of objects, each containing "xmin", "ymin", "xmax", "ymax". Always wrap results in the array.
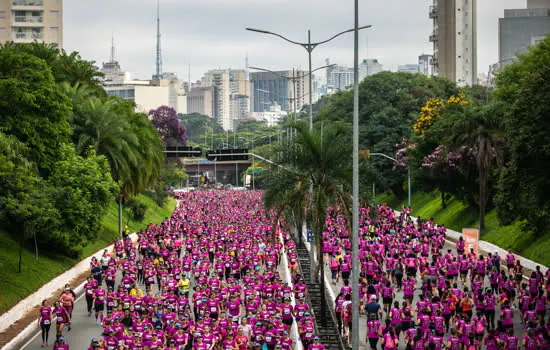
[{"xmin": 307, "ymin": 228, "xmax": 313, "ymax": 243}]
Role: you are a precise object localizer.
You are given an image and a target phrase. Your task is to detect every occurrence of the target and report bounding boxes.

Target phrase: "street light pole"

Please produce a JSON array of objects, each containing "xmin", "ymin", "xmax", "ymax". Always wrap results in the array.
[
  {"xmin": 308, "ymin": 30, "xmax": 313, "ymax": 130},
  {"xmin": 351, "ymin": 0, "xmax": 361, "ymax": 348},
  {"xmin": 246, "ymin": 26, "xmax": 371, "ymax": 129},
  {"xmin": 293, "ymin": 68, "xmax": 297, "ymax": 138},
  {"xmin": 370, "ymin": 152, "xmax": 411, "ymax": 208},
  {"xmin": 250, "ymin": 65, "xmax": 335, "ymax": 132},
  {"xmin": 252, "ymin": 139, "xmax": 255, "ymax": 190}
]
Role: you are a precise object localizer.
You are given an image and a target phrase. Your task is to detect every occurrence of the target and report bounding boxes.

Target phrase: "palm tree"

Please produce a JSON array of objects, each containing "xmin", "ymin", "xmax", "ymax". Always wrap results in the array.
[
  {"xmin": 63, "ymin": 85, "xmax": 164, "ymax": 235},
  {"xmin": 264, "ymin": 121, "xmax": 354, "ymax": 321},
  {"xmin": 443, "ymin": 103, "xmax": 504, "ymax": 231}
]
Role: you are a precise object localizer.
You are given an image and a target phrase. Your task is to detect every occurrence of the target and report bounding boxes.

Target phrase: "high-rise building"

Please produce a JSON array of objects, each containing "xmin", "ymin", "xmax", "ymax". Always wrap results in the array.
[
  {"xmin": 499, "ymin": 0, "xmax": 550, "ymax": 68},
  {"xmin": 102, "ymin": 58, "xmax": 176, "ymax": 114},
  {"xmin": 187, "ymin": 87, "xmax": 214, "ymax": 117},
  {"xmin": 201, "ymin": 69, "xmax": 251, "ymax": 131},
  {"xmin": 418, "ymin": 54, "xmax": 433, "ymax": 75},
  {"xmin": 430, "ymin": 0, "xmax": 477, "ymax": 86},
  {"xmin": 250, "ymin": 70, "xmax": 309, "ymax": 114},
  {"xmin": 398, "ymin": 64, "xmax": 421, "ymax": 74},
  {"xmin": 358, "ymin": 58, "xmax": 383, "ymax": 81},
  {"xmin": 201, "ymin": 69, "xmax": 231, "ymax": 130},
  {"xmin": 330, "ymin": 66, "xmax": 354, "ymax": 90},
  {"xmin": 0, "ymin": 0, "xmax": 62, "ymax": 47},
  {"xmin": 326, "ymin": 58, "xmax": 335, "ymax": 87},
  {"xmin": 230, "ymin": 94, "xmax": 250, "ymax": 130}
]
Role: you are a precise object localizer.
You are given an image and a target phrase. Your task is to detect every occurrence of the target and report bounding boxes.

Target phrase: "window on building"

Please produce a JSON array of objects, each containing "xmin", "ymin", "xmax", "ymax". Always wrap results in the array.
[
  {"xmin": 0, "ymin": 28, "xmax": 7, "ymax": 35},
  {"xmin": 49, "ymin": 27, "xmax": 58, "ymax": 34},
  {"xmin": 0, "ymin": 11, "xmax": 7, "ymax": 18}
]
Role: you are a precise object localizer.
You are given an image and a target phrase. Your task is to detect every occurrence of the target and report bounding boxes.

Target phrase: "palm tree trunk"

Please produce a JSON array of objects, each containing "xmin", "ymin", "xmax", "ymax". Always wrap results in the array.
[
  {"xmin": 479, "ymin": 166, "xmax": 488, "ymax": 232},
  {"xmin": 118, "ymin": 197, "xmax": 123, "ymax": 236},
  {"xmin": 34, "ymin": 231, "xmax": 38, "ymax": 261},
  {"xmin": 18, "ymin": 236, "xmax": 23, "ymax": 273}
]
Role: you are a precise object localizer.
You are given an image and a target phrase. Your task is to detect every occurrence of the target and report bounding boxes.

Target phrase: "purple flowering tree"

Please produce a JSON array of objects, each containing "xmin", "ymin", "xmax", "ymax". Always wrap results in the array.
[{"xmin": 149, "ymin": 106, "xmax": 188, "ymax": 146}]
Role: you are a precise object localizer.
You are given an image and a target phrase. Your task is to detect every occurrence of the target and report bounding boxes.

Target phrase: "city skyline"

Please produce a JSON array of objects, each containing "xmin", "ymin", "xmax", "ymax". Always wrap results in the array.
[{"xmin": 64, "ymin": 0, "xmax": 526, "ymax": 83}]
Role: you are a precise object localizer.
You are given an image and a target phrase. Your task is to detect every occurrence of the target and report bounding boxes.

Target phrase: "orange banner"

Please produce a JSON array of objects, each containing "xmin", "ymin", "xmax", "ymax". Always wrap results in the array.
[{"xmin": 462, "ymin": 228, "xmax": 480, "ymax": 256}]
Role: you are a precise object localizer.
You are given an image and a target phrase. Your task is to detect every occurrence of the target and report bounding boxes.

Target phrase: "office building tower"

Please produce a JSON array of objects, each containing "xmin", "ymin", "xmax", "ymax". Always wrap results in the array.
[
  {"xmin": 230, "ymin": 94, "xmax": 250, "ymax": 130},
  {"xmin": 358, "ymin": 58, "xmax": 383, "ymax": 81},
  {"xmin": 201, "ymin": 69, "xmax": 251, "ymax": 131},
  {"xmin": 430, "ymin": 0, "xmax": 477, "ymax": 86},
  {"xmin": 418, "ymin": 54, "xmax": 433, "ymax": 75},
  {"xmin": 187, "ymin": 87, "xmax": 214, "ymax": 117},
  {"xmin": 499, "ymin": 0, "xmax": 550, "ymax": 68},
  {"xmin": 398, "ymin": 64, "xmax": 421, "ymax": 74},
  {"xmin": 330, "ymin": 66, "xmax": 354, "ymax": 90},
  {"xmin": 326, "ymin": 58, "xmax": 335, "ymax": 86},
  {"xmin": 250, "ymin": 70, "xmax": 309, "ymax": 114},
  {"xmin": 201, "ymin": 69, "xmax": 231, "ymax": 130},
  {"xmin": 0, "ymin": 0, "xmax": 62, "ymax": 47}
]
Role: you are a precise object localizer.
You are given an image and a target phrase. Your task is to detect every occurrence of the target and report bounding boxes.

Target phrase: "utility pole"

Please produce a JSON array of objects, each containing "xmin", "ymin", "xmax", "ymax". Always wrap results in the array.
[{"xmin": 352, "ymin": 0, "xmax": 361, "ymax": 348}]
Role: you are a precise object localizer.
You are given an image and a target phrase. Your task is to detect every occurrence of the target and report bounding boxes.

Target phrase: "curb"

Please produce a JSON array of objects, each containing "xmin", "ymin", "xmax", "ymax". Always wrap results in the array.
[{"xmin": 0, "ymin": 233, "xmax": 138, "ymax": 350}]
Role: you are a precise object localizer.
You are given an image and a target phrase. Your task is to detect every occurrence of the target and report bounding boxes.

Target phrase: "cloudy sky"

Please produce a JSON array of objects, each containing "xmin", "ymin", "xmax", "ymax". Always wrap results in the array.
[{"xmin": 64, "ymin": 0, "xmax": 526, "ymax": 82}]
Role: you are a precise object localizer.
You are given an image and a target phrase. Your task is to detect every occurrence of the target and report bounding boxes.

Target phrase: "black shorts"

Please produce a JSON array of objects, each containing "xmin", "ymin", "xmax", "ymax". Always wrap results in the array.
[
  {"xmin": 282, "ymin": 318, "xmax": 293, "ymax": 326},
  {"xmin": 407, "ymin": 267, "xmax": 416, "ymax": 276},
  {"xmin": 368, "ymin": 338, "xmax": 378, "ymax": 349},
  {"xmin": 342, "ymin": 271, "xmax": 350, "ymax": 279},
  {"xmin": 383, "ymin": 297, "xmax": 393, "ymax": 305},
  {"xmin": 94, "ymin": 303, "xmax": 105, "ymax": 312}
]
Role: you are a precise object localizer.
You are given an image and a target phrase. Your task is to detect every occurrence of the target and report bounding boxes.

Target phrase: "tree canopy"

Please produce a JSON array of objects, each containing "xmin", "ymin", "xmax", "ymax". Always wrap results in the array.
[
  {"xmin": 494, "ymin": 36, "xmax": 550, "ymax": 234},
  {"xmin": 0, "ymin": 42, "xmax": 166, "ymax": 262}
]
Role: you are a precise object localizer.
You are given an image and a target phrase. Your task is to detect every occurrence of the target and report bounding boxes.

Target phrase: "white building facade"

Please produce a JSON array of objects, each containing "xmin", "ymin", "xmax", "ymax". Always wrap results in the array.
[{"xmin": 455, "ymin": 0, "xmax": 477, "ymax": 86}]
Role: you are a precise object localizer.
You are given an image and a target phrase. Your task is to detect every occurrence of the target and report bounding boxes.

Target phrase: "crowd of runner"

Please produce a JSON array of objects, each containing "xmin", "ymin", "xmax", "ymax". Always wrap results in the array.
[
  {"xmin": 35, "ymin": 191, "xmax": 549, "ymax": 349},
  {"xmin": 325, "ymin": 205, "xmax": 549, "ymax": 349},
  {"xmin": 37, "ymin": 191, "xmax": 323, "ymax": 350}
]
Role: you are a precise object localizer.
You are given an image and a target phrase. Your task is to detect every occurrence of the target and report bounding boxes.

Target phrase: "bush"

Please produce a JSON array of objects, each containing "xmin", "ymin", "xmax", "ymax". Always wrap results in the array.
[{"xmin": 126, "ymin": 198, "xmax": 147, "ymax": 222}]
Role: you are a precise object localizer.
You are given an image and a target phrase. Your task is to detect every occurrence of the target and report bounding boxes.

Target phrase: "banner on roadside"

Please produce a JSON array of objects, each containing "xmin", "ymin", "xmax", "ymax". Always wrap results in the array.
[{"xmin": 463, "ymin": 228, "xmax": 479, "ymax": 256}]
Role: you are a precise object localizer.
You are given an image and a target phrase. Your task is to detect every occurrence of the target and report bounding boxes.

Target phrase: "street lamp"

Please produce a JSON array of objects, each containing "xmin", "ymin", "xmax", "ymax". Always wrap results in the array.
[
  {"xmin": 246, "ymin": 26, "xmax": 371, "ymax": 130},
  {"xmin": 486, "ymin": 57, "xmax": 517, "ymax": 103},
  {"xmin": 369, "ymin": 152, "xmax": 411, "ymax": 208},
  {"xmin": 250, "ymin": 64, "xmax": 336, "ymax": 130}
]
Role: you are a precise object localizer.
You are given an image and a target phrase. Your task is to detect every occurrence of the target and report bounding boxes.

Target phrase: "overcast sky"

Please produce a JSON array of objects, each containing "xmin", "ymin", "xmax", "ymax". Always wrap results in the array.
[{"xmin": 64, "ymin": 0, "xmax": 526, "ymax": 82}]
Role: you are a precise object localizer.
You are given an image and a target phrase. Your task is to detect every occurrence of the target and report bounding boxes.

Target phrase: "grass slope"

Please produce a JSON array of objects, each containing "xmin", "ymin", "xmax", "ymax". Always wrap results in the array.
[
  {"xmin": 0, "ymin": 194, "xmax": 176, "ymax": 314},
  {"xmin": 376, "ymin": 191, "xmax": 550, "ymax": 267}
]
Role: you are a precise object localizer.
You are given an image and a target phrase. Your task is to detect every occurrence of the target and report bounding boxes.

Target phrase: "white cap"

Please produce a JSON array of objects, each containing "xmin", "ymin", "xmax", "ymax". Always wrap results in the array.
[{"xmin": 370, "ymin": 295, "xmax": 377, "ymax": 300}]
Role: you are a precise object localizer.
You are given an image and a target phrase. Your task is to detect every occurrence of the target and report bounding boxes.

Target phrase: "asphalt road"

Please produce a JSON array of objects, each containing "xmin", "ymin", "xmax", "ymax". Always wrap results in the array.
[
  {"xmin": 23, "ymin": 261, "xmax": 296, "ymax": 350},
  {"xmin": 321, "ymin": 239, "xmax": 528, "ymax": 350}
]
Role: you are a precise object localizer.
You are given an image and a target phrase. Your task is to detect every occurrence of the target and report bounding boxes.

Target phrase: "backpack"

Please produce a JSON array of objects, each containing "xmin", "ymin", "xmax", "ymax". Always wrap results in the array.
[
  {"xmin": 475, "ymin": 320, "xmax": 484, "ymax": 334},
  {"xmin": 385, "ymin": 334, "xmax": 395, "ymax": 348}
]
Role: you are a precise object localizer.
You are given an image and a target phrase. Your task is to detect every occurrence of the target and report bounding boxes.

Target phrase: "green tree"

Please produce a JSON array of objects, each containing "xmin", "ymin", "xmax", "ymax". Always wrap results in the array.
[
  {"xmin": 0, "ymin": 46, "xmax": 72, "ymax": 173},
  {"xmin": 6, "ymin": 42, "xmax": 106, "ymax": 97},
  {"xmin": 71, "ymin": 96, "xmax": 164, "ymax": 234},
  {"xmin": 495, "ymin": 36, "xmax": 550, "ymax": 234},
  {"xmin": 179, "ymin": 113, "xmax": 224, "ymax": 144},
  {"xmin": 317, "ymin": 72, "xmax": 458, "ymax": 198},
  {"xmin": 0, "ymin": 131, "xmax": 59, "ymax": 270},
  {"xmin": 432, "ymin": 103, "xmax": 504, "ymax": 231},
  {"xmin": 46, "ymin": 144, "xmax": 118, "ymax": 256},
  {"xmin": 264, "ymin": 121, "xmax": 354, "ymax": 320}
]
